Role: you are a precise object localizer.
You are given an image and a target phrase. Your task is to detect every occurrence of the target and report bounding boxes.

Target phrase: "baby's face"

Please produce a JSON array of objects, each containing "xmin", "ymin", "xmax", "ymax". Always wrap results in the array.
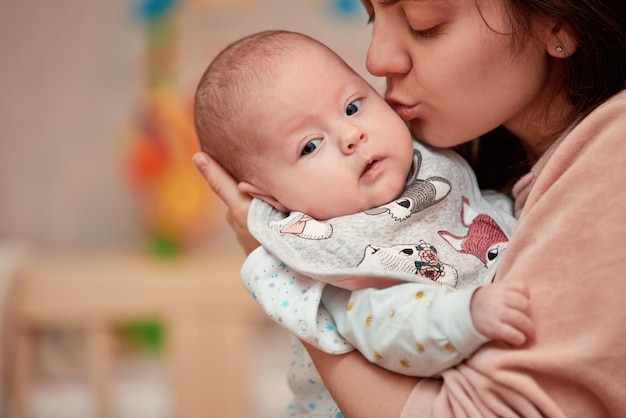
[{"xmin": 249, "ymin": 43, "xmax": 414, "ymax": 220}]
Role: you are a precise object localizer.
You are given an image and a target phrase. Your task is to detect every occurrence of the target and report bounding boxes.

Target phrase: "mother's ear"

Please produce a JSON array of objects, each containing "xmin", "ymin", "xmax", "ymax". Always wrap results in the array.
[
  {"xmin": 237, "ymin": 181, "xmax": 290, "ymax": 213},
  {"xmin": 546, "ymin": 23, "xmax": 577, "ymax": 58}
]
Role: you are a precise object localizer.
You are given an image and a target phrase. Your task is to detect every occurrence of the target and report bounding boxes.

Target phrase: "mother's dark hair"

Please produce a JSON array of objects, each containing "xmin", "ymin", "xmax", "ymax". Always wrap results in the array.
[
  {"xmin": 466, "ymin": 0, "xmax": 626, "ymax": 190},
  {"xmin": 505, "ymin": 0, "xmax": 626, "ymax": 114}
]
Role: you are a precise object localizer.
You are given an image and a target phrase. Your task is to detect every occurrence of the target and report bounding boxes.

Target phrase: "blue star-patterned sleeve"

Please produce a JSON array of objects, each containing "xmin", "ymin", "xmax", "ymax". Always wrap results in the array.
[{"xmin": 241, "ymin": 246, "xmax": 353, "ymax": 354}]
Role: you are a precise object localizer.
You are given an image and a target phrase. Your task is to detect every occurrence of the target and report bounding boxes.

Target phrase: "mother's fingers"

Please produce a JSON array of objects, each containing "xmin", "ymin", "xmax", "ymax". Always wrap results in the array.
[
  {"xmin": 192, "ymin": 152, "xmax": 259, "ymax": 254},
  {"xmin": 192, "ymin": 152, "xmax": 244, "ymax": 208},
  {"xmin": 192, "ymin": 151, "xmax": 252, "ymax": 226}
]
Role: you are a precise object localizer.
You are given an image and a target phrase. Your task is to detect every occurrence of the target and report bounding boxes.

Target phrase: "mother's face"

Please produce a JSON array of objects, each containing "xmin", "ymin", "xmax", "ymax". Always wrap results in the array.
[{"xmin": 361, "ymin": 0, "xmax": 552, "ymax": 147}]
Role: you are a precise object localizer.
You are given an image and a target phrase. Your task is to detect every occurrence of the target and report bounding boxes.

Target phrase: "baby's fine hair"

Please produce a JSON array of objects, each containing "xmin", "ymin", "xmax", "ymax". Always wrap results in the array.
[{"xmin": 194, "ymin": 30, "xmax": 323, "ymax": 182}]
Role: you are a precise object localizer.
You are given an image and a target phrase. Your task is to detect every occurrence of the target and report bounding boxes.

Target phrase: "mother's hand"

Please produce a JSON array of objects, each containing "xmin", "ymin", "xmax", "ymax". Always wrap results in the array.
[{"xmin": 192, "ymin": 152, "xmax": 260, "ymax": 255}]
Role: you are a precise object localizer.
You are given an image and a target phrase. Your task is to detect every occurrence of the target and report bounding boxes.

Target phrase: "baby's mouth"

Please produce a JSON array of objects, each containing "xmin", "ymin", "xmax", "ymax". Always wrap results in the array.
[{"xmin": 361, "ymin": 159, "xmax": 381, "ymax": 178}]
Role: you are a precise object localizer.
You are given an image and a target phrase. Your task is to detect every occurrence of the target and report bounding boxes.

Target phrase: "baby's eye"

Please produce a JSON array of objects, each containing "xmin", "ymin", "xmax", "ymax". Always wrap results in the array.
[
  {"xmin": 301, "ymin": 138, "xmax": 322, "ymax": 156},
  {"xmin": 346, "ymin": 99, "xmax": 362, "ymax": 116}
]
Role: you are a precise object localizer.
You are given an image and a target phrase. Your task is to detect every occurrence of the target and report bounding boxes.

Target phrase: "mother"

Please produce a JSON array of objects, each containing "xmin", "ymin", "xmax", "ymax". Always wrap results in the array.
[{"xmin": 193, "ymin": 0, "xmax": 626, "ymax": 416}]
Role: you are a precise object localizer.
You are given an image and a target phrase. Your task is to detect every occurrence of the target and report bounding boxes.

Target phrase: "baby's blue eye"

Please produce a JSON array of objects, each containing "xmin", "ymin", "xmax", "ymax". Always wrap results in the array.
[
  {"xmin": 346, "ymin": 99, "xmax": 362, "ymax": 116},
  {"xmin": 301, "ymin": 138, "xmax": 322, "ymax": 156}
]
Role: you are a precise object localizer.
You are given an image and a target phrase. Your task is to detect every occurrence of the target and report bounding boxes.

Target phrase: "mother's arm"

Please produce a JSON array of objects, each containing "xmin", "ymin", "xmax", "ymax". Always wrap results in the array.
[{"xmin": 303, "ymin": 342, "xmax": 419, "ymax": 418}]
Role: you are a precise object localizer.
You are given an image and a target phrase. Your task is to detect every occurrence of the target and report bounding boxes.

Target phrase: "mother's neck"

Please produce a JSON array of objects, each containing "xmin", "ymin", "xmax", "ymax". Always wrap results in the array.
[{"xmin": 505, "ymin": 92, "xmax": 576, "ymax": 165}]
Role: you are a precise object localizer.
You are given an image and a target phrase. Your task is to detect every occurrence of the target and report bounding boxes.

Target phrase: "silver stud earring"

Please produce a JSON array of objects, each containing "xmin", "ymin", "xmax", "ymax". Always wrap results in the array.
[{"xmin": 555, "ymin": 45, "xmax": 564, "ymax": 53}]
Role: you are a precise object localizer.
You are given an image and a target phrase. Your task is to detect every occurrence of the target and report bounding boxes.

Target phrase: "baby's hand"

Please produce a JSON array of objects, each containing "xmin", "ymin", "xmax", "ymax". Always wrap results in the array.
[{"xmin": 470, "ymin": 281, "xmax": 533, "ymax": 345}]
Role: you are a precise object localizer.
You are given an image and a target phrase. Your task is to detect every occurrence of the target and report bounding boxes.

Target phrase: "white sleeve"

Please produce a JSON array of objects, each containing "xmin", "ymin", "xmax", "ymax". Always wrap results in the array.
[
  {"xmin": 240, "ymin": 246, "xmax": 353, "ymax": 354},
  {"xmin": 322, "ymin": 282, "xmax": 490, "ymax": 377}
]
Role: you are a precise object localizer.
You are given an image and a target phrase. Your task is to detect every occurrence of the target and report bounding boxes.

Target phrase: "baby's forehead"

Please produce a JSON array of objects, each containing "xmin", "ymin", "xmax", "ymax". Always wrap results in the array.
[{"xmin": 235, "ymin": 38, "xmax": 362, "ymax": 131}]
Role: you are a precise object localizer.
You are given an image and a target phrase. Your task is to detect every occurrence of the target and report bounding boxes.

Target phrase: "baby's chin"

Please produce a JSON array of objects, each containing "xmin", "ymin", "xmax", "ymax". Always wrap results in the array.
[
  {"xmin": 306, "ymin": 203, "xmax": 373, "ymax": 221},
  {"xmin": 303, "ymin": 189, "xmax": 404, "ymax": 220},
  {"xmin": 370, "ymin": 185, "xmax": 405, "ymax": 209},
  {"xmin": 343, "ymin": 193, "xmax": 402, "ymax": 218}
]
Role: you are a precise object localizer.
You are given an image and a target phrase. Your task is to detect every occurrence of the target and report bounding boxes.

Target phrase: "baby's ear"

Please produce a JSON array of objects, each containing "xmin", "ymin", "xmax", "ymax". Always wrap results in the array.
[{"xmin": 238, "ymin": 181, "xmax": 290, "ymax": 213}]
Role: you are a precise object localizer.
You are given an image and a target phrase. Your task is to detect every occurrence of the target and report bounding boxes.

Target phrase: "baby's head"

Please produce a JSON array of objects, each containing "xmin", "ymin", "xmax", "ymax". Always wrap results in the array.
[
  {"xmin": 194, "ymin": 30, "xmax": 414, "ymax": 220},
  {"xmin": 195, "ymin": 30, "xmax": 310, "ymax": 183}
]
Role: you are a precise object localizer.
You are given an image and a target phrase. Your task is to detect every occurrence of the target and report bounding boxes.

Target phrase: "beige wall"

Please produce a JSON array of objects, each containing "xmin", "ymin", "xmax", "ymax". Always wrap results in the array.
[{"xmin": 0, "ymin": 0, "xmax": 377, "ymax": 251}]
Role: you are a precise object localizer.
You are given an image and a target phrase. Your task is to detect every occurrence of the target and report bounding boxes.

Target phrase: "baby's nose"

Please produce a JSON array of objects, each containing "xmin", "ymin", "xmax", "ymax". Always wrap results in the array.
[{"xmin": 341, "ymin": 130, "xmax": 367, "ymax": 154}]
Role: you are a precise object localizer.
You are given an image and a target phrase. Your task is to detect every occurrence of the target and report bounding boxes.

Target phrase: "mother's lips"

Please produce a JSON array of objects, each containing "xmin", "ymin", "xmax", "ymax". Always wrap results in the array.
[
  {"xmin": 389, "ymin": 102, "xmax": 416, "ymax": 122},
  {"xmin": 387, "ymin": 97, "xmax": 418, "ymax": 122}
]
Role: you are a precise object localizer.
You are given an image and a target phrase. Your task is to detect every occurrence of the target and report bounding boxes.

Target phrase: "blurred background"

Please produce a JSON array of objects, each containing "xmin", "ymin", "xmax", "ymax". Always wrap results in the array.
[{"xmin": 0, "ymin": 0, "xmax": 378, "ymax": 417}]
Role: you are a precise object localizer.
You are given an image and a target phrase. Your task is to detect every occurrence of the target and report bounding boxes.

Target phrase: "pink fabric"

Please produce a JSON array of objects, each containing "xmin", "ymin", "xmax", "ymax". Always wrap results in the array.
[{"xmin": 400, "ymin": 90, "xmax": 626, "ymax": 418}]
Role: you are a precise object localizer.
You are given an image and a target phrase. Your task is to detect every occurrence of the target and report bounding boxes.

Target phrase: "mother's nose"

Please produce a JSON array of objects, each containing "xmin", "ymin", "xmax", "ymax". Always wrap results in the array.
[{"xmin": 366, "ymin": 20, "xmax": 412, "ymax": 77}]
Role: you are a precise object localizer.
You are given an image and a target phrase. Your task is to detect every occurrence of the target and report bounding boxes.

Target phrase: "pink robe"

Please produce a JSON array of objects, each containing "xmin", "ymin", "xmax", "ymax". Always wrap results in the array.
[{"xmin": 401, "ymin": 90, "xmax": 626, "ymax": 418}]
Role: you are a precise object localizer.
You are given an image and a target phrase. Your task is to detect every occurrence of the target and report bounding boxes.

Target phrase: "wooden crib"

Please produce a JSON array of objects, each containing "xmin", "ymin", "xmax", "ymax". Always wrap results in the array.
[{"xmin": 6, "ymin": 245, "xmax": 265, "ymax": 418}]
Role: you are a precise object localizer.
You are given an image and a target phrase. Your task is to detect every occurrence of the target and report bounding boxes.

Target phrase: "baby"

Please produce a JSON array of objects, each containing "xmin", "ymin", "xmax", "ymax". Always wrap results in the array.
[{"xmin": 194, "ymin": 30, "xmax": 532, "ymax": 416}]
